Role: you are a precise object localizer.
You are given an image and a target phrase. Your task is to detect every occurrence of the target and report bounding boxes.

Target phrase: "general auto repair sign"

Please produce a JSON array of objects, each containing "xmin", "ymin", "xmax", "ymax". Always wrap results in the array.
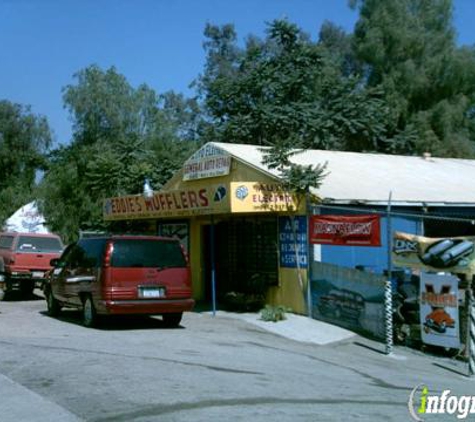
[{"xmin": 309, "ymin": 215, "xmax": 381, "ymax": 246}]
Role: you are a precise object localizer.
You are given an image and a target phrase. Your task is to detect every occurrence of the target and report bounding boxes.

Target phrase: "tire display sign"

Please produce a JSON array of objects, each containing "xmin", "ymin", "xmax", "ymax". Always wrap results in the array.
[
  {"xmin": 420, "ymin": 272, "xmax": 460, "ymax": 349},
  {"xmin": 393, "ymin": 231, "xmax": 475, "ymax": 276},
  {"xmin": 309, "ymin": 215, "xmax": 381, "ymax": 246}
]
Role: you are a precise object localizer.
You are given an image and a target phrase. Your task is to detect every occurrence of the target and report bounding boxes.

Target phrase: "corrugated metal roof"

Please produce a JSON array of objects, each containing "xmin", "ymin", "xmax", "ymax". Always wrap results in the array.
[{"xmin": 211, "ymin": 142, "xmax": 475, "ymax": 206}]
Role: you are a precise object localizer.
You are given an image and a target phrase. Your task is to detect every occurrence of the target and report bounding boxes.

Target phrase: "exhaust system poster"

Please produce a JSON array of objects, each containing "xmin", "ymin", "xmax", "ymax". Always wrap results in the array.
[
  {"xmin": 392, "ymin": 231, "xmax": 475, "ymax": 276},
  {"xmin": 420, "ymin": 272, "xmax": 460, "ymax": 349}
]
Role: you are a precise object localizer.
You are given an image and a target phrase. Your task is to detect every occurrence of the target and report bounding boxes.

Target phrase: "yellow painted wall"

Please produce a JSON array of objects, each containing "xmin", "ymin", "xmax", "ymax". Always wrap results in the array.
[
  {"xmin": 267, "ymin": 268, "xmax": 308, "ymax": 314},
  {"xmin": 109, "ymin": 155, "xmax": 309, "ymax": 313}
]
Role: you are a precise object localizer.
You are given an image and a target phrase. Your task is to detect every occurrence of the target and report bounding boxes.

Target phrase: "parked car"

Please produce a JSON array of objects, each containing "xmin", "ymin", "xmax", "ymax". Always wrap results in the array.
[
  {"xmin": 0, "ymin": 232, "xmax": 64, "ymax": 298},
  {"xmin": 44, "ymin": 235, "xmax": 194, "ymax": 327}
]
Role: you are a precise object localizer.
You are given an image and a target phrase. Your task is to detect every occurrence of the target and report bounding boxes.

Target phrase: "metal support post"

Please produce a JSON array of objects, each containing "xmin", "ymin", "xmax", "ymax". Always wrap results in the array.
[
  {"xmin": 469, "ymin": 290, "xmax": 475, "ymax": 377},
  {"xmin": 385, "ymin": 191, "xmax": 394, "ymax": 355},
  {"xmin": 385, "ymin": 280, "xmax": 394, "ymax": 355},
  {"xmin": 210, "ymin": 215, "xmax": 217, "ymax": 317}
]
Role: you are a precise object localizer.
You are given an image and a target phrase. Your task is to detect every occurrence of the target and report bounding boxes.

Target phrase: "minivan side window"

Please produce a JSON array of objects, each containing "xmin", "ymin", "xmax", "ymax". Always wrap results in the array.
[
  {"xmin": 0, "ymin": 236, "xmax": 14, "ymax": 249},
  {"xmin": 78, "ymin": 239, "xmax": 107, "ymax": 268},
  {"xmin": 111, "ymin": 239, "xmax": 186, "ymax": 268}
]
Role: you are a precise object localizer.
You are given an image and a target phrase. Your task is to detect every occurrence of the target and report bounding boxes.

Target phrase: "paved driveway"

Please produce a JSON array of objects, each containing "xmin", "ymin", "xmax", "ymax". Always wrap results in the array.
[{"xmin": 0, "ymin": 292, "xmax": 471, "ymax": 421}]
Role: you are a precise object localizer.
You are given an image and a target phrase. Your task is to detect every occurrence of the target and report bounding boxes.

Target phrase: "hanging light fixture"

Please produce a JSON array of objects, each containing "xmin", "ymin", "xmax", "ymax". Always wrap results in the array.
[{"xmin": 143, "ymin": 178, "xmax": 154, "ymax": 198}]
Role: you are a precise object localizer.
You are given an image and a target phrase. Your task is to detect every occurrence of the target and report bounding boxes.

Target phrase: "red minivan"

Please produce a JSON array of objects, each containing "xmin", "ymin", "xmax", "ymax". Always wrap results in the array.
[{"xmin": 44, "ymin": 235, "xmax": 194, "ymax": 327}]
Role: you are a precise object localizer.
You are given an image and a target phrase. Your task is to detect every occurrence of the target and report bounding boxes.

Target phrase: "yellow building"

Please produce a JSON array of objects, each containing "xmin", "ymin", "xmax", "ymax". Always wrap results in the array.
[{"xmin": 103, "ymin": 142, "xmax": 310, "ymax": 314}]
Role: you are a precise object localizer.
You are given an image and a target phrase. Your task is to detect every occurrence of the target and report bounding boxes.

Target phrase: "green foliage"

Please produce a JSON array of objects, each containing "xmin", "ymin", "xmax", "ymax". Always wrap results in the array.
[
  {"xmin": 197, "ymin": 19, "xmax": 389, "ymax": 152},
  {"xmin": 38, "ymin": 65, "xmax": 199, "ymax": 242},
  {"xmin": 352, "ymin": 0, "xmax": 475, "ymax": 156},
  {"xmin": 260, "ymin": 305, "xmax": 292, "ymax": 322},
  {"xmin": 0, "ymin": 100, "xmax": 51, "ymax": 227}
]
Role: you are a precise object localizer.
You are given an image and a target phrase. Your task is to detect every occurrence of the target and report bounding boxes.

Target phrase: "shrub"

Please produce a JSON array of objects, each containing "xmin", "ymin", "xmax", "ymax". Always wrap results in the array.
[{"xmin": 260, "ymin": 305, "xmax": 291, "ymax": 322}]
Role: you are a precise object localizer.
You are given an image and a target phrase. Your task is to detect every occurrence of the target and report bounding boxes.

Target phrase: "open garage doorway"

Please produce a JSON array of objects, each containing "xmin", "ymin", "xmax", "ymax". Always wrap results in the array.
[{"xmin": 202, "ymin": 216, "xmax": 279, "ymax": 308}]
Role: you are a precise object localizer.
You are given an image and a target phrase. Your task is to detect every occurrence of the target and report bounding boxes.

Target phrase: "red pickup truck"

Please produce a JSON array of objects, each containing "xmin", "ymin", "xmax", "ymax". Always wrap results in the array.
[{"xmin": 0, "ymin": 232, "xmax": 64, "ymax": 299}]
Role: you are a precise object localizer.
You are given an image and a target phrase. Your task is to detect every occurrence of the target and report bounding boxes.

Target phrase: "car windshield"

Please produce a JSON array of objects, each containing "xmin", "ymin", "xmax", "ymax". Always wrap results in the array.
[
  {"xmin": 16, "ymin": 236, "xmax": 63, "ymax": 253},
  {"xmin": 111, "ymin": 239, "xmax": 186, "ymax": 268}
]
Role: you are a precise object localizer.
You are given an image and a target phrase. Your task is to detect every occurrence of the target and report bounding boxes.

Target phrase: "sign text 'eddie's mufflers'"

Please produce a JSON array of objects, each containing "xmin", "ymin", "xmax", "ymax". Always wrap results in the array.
[{"xmin": 104, "ymin": 188, "xmax": 220, "ymax": 220}]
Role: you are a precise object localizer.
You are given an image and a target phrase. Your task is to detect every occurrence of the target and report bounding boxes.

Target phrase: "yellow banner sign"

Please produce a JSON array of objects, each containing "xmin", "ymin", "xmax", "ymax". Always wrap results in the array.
[
  {"xmin": 230, "ymin": 182, "xmax": 301, "ymax": 213},
  {"xmin": 104, "ymin": 185, "xmax": 230, "ymax": 220}
]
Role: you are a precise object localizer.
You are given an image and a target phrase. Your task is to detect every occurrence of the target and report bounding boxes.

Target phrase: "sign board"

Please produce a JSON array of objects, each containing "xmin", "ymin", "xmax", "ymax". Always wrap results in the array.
[
  {"xmin": 420, "ymin": 272, "xmax": 460, "ymax": 349},
  {"xmin": 279, "ymin": 216, "xmax": 308, "ymax": 268},
  {"xmin": 231, "ymin": 182, "xmax": 300, "ymax": 213},
  {"xmin": 183, "ymin": 144, "xmax": 231, "ymax": 181},
  {"xmin": 309, "ymin": 215, "xmax": 381, "ymax": 246},
  {"xmin": 103, "ymin": 184, "xmax": 230, "ymax": 220},
  {"xmin": 393, "ymin": 232, "xmax": 475, "ymax": 276}
]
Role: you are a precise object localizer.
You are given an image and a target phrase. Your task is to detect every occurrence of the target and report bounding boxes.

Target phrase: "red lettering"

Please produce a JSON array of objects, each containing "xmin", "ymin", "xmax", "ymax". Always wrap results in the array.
[
  {"xmin": 165, "ymin": 193, "xmax": 174, "ymax": 209},
  {"xmin": 180, "ymin": 191, "xmax": 189, "ymax": 208},
  {"xmin": 199, "ymin": 189, "xmax": 209, "ymax": 207},
  {"xmin": 111, "ymin": 199, "xmax": 118, "ymax": 213},
  {"xmin": 134, "ymin": 197, "xmax": 142, "ymax": 212},
  {"xmin": 127, "ymin": 197, "xmax": 135, "ymax": 213},
  {"xmin": 171, "ymin": 192, "xmax": 181, "ymax": 209},
  {"xmin": 159, "ymin": 194, "xmax": 167, "ymax": 209},
  {"xmin": 188, "ymin": 191, "xmax": 199, "ymax": 208}
]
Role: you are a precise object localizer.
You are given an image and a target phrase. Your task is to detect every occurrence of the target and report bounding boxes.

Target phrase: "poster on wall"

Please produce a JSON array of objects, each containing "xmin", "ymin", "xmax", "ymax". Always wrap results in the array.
[
  {"xmin": 309, "ymin": 215, "xmax": 381, "ymax": 246},
  {"xmin": 279, "ymin": 216, "xmax": 308, "ymax": 268},
  {"xmin": 393, "ymin": 231, "xmax": 475, "ymax": 276},
  {"xmin": 420, "ymin": 272, "xmax": 460, "ymax": 349},
  {"xmin": 310, "ymin": 261, "xmax": 386, "ymax": 339},
  {"xmin": 158, "ymin": 221, "xmax": 190, "ymax": 253}
]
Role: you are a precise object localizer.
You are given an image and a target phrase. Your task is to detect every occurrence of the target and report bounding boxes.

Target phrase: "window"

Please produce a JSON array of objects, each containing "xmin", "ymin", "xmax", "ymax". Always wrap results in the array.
[
  {"xmin": 78, "ymin": 239, "xmax": 107, "ymax": 268},
  {"xmin": 111, "ymin": 239, "xmax": 186, "ymax": 268},
  {"xmin": 0, "ymin": 236, "xmax": 14, "ymax": 249},
  {"xmin": 16, "ymin": 236, "xmax": 63, "ymax": 253}
]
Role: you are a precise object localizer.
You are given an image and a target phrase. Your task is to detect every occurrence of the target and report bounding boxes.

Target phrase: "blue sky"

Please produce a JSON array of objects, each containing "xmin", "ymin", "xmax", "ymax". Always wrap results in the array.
[{"xmin": 1, "ymin": 0, "xmax": 474, "ymax": 145}]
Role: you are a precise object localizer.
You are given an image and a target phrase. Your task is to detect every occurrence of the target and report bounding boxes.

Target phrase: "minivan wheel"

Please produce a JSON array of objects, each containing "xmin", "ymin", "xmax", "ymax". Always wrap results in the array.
[
  {"xmin": 46, "ymin": 288, "xmax": 61, "ymax": 317},
  {"xmin": 83, "ymin": 296, "xmax": 98, "ymax": 328},
  {"xmin": 162, "ymin": 312, "xmax": 182, "ymax": 327}
]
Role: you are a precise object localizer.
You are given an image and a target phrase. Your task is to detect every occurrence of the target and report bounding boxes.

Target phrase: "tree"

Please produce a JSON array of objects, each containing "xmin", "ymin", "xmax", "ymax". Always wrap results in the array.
[
  {"xmin": 39, "ymin": 65, "xmax": 200, "ymax": 241},
  {"xmin": 197, "ymin": 19, "xmax": 389, "ymax": 152},
  {"xmin": 0, "ymin": 100, "xmax": 51, "ymax": 226},
  {"xmin": 351, "ymin": 0, "xmax": 475, "ymax": 156}
]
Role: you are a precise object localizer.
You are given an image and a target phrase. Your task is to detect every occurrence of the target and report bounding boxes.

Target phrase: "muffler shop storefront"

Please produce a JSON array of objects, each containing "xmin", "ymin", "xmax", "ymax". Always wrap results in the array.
[{"xmin": 103, "ymin": 145, "xmax": 309, "ymax": 313}]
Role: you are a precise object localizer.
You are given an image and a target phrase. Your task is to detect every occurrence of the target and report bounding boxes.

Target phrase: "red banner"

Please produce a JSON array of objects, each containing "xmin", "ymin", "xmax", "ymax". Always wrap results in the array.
[{"xmin": 309, "ymin": 215, "xmax": 381, "ymax": 246}]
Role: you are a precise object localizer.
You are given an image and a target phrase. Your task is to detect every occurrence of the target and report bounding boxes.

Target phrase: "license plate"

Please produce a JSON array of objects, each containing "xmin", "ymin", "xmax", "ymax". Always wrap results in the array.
[
  {"xmin": 139, "ymin": 286, "xmax": 165, "ymax": 298},
  {"xmin": 32, "ymin": 271, "xmax": 44, "ymax": 278}
]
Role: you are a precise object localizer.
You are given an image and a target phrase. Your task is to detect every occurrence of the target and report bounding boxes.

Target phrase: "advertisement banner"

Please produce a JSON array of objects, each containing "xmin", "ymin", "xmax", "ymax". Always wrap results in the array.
[
  {"xmin": 279, "ymin": 216, "xmax": 308, "ymax": 268},
  {"xmin": 309, "ymin": 215, "xmax": 381, "ymax": 246},
  {"xmin": 183, "ymin": 144, "xmax": 231, "ymax": 181},
  {"xmin": 230, "ymin": 182, "xmax": 301, "ymax": 213},
  {"xmin": 420, "ymin": 272, "xmax": 460, "ymax": 349},
  {"xmin": 103, "ymin": 184, "xmax": 230, "ymax": 220},
  {"xmin": 393, "ymin": 232, "xmax": 475, "ymax": 276}
]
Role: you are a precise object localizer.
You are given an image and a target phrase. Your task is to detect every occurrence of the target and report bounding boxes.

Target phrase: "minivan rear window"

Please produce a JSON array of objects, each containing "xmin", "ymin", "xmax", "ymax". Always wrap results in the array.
[
  {"xmin": 16, "ymin": 236, "xmax": 63, "ymax": 253},
  {"xmin": 111, "ymin": 239, "xmax": 186, "ymax": 268}
]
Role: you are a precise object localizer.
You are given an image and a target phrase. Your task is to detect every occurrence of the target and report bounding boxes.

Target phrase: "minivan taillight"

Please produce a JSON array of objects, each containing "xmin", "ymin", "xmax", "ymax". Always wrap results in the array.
[
  {"xmin": 104, "ymin": 242, "xmax": 114, "ymax": 267},
  {"xmin": 180, "ymin": 244, "xmax": 189, "ymax": 265}
]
